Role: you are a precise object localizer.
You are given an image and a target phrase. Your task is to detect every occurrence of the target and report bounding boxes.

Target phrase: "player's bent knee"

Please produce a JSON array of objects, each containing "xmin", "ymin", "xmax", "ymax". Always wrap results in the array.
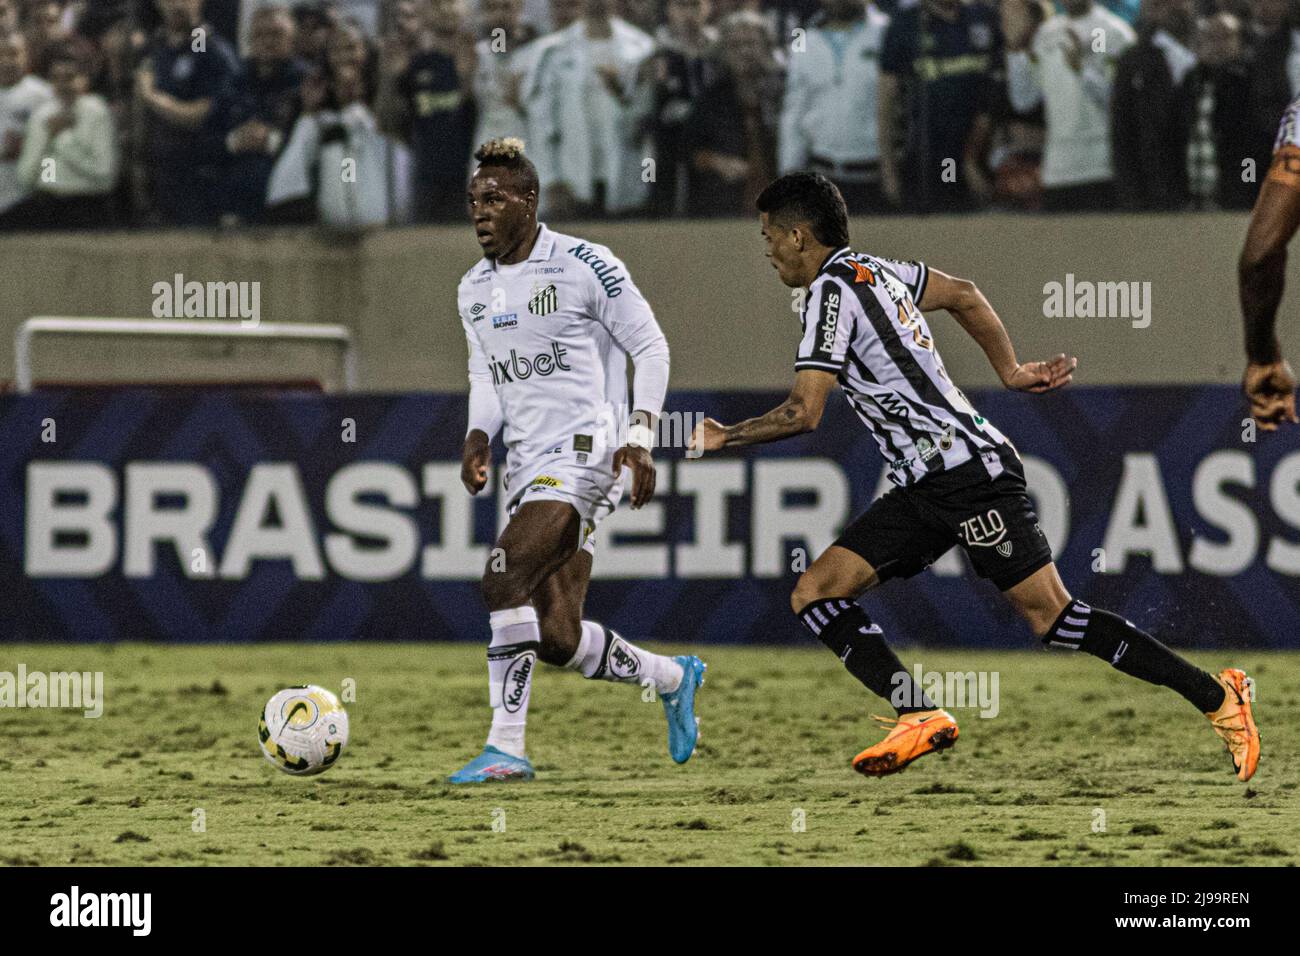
[{"xmin": 790, "ymin": 572, "xmax": 828, "ymax": 616}]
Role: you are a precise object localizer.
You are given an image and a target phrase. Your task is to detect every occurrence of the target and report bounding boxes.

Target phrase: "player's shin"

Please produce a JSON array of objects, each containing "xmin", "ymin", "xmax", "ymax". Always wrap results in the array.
[
  {"xmin": 1044, "ymin": 600, "xmax": 1224, "ymax": 712},
  {"xmin": 796, "ymin": 598, "xmax": 938, "ymax": 714},
  {"xmin": 563, "ymin": 620, "xmax": 683, "ymax": 694},
  {"xmin": 485, "ymin": 607, "xmax": 541, "ymax": 758}
]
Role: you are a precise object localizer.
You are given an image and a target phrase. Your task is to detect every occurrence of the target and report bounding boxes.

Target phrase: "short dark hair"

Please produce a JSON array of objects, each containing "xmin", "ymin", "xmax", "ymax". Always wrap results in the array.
[
  {"xmin": 755, "ymin": 172, "xmax": 849, "ymax": 249},
  {"xmin": 473, "ymin": 137, "xmax": 540, "ymax": 197}
]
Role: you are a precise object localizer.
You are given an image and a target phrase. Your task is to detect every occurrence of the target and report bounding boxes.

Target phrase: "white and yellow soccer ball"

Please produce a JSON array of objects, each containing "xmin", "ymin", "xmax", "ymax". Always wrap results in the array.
[{"xmin": 258, "ymin": 686, "xmax": 349, "ymax": 776}]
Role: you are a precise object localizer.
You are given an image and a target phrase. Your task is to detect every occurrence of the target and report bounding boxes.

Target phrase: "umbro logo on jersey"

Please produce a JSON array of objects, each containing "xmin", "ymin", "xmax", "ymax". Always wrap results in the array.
[
  {"xmin": 470, "ymin": 303, "xmax": 486, "ymax": 320},
  {"xmin": 529, "ymin": 283, "xmax": 558, "ymax": 316}
]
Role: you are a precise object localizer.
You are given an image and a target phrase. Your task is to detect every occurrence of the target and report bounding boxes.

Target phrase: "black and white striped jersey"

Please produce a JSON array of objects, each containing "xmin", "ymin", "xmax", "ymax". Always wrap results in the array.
[{"xmin": 795, "ymin": 246, "xmax": 1017, "ymax": 487}]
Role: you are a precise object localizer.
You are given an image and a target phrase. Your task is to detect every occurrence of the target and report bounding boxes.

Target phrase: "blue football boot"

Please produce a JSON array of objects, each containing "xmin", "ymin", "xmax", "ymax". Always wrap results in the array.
[
  {"xmin": 448, "ymin": 745, "xmax": 535, "ymax": 783},
  {"xmin": 660, "ymin": 656, "xmax": 706, "ymax": 764}
]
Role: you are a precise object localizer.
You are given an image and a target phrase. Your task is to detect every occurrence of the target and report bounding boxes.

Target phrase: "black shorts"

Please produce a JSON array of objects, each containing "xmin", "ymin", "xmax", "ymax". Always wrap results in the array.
[{"xmin": 834, "ymin": 450, "xmax": 1053, "ymax": 592}]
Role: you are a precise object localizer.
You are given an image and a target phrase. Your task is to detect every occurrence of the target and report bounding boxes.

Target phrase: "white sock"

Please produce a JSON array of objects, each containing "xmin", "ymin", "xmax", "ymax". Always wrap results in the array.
[
  {"xmin": 485, "ymin": 606, "xmax": 540, "ymax": 759},
  {"xmin": 564, "ymin": 620, "xmax": 683, "ymax": 694}
]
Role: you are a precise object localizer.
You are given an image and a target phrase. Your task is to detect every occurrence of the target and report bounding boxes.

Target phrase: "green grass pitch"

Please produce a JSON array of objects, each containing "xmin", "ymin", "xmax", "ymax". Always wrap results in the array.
[{"xmin": 2, "ymin": 644, "xmax": 1296, "ymax": 866}]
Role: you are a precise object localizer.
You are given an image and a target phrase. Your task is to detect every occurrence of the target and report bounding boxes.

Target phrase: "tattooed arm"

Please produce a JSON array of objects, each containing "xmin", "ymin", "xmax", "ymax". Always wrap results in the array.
[{"xmin": 689, "ymin": 370, "xmax": 838, "ymax": 451}]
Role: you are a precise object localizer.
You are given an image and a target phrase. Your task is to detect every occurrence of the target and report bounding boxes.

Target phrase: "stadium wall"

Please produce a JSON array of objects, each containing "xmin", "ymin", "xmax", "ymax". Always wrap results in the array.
[{"xmin": 0, "ymin": 211, "xmax": 1268, "ymax": 391}]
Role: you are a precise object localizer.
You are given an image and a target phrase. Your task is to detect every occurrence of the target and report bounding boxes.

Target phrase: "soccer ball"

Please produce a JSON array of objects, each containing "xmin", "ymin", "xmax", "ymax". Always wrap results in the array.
[{"xmin": 258, "ymin": 686, "xmax": 349, "ymax": 776}]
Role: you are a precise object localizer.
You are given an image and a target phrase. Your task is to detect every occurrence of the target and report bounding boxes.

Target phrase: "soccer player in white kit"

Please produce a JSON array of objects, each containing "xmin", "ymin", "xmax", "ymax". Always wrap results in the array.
[{"xmin": 449, "ymin": 138, "xmax": 706, "ymax": 783}]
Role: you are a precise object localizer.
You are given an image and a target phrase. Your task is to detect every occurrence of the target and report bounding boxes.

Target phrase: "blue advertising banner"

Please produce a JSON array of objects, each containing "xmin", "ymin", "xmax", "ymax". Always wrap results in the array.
[{"xmin": 1, "ymin": 386, "xmax": 1297, "ymax": 646}]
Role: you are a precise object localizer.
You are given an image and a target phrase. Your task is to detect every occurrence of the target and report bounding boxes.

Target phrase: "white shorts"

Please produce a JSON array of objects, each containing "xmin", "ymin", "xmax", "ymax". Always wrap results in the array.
[{"xmin": 506, "ymin": 459, "xmax": 625, "ymax": 555}]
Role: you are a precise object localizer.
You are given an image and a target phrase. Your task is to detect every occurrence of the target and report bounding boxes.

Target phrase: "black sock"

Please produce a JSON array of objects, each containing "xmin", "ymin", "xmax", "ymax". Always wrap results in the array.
[
  {"xmin": 796, "ymin": 598, "xmax": 937, "ymax": 715},
  {"xmin": 1045, "ymin": 600, "xmax": 1224, "ymax": 712}
]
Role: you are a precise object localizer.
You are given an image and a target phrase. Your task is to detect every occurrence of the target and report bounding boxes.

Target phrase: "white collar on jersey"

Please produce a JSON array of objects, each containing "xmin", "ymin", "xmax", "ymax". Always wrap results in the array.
[
  {"xmin": 487, "ymin": 223, "xmax": 556, "ymax": 270},
  {"xmin": 816, "ymin": 245, "xmax": 853, "ymax": 278}
]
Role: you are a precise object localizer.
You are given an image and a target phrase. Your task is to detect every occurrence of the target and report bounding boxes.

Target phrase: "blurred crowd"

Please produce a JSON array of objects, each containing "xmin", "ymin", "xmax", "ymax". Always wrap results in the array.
[{"xmin": 0, "ymin": 0, "xmax": 1295, "ymax": 229}]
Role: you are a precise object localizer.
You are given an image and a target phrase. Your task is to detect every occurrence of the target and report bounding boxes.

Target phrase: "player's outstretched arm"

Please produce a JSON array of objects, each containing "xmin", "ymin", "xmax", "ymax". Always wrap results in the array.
[
  {"xmin": 919, "ymin": 267, "xmax": 1076, "ymax": 393},
  {"xmin": 1239, "ymin": 176, "xmax": 1300, "ymax": 430},
  {"xmin": 689, "ymin": 370, "xmax": 838, "ymax": 453}
]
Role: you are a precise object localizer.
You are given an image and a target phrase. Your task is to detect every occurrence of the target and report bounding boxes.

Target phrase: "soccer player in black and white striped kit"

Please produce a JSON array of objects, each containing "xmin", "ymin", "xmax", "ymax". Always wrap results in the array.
[{"xmin": 690, "ymin": 172, "xmax": 1260, "ymax": 781}]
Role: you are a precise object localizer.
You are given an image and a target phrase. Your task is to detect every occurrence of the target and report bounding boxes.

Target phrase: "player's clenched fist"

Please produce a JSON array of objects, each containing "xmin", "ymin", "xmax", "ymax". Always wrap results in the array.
[
  {"xmin": 461, "ymin": 430, "xmax": 491, "ymax": 494},
  {"xmin": 613, "ymin": 445, "xmax": 656, "ymax": 508},
  {"xmin": 1244, "ymin": 360, "xmax": 1299, "ymax": 431}
]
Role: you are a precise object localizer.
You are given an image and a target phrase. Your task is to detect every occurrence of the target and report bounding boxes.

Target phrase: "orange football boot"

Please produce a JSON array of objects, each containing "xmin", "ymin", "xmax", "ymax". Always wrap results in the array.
[
  {"xmin": 1205, "ymin": 668, "xmax": 1260, "ymax": 782},
  {"xmin": 852, "ymin": 708, "xmax": 959, "ymax": 777}
]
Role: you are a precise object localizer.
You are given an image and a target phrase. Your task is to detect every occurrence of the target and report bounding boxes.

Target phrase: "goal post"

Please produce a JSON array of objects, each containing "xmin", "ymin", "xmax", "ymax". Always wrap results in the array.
[{"xmin": 14, "ymin": 316, "xmax": 359, "ymax": 393}]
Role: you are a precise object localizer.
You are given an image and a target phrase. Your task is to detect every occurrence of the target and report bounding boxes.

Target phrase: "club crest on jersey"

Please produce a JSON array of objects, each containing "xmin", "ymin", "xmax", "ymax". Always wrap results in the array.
[
  {"xmin": 959, "ymin": 509, "xmax": 1008, "ymax": 548},
  {"xmin": 848, "ymin": 260, "xmax": 876, "ymax": 284},
  {"xmin": 529, "ymin": 283, "xmax": 558, "ymax": 316}
]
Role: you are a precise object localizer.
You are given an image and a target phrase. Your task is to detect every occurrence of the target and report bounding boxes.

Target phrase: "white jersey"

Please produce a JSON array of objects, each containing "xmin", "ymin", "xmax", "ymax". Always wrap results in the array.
[{"xmin": 457, "ymin": 223, "xmax": 670, "ymax": 501}]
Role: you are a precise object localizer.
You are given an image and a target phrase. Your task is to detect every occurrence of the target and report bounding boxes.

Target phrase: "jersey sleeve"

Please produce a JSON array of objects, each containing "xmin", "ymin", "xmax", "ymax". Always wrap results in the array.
[
  {"xmin": 459, "ymin": 287, "xmax": 504, "ymax": 440},
  {"xmin": 590, "ymin": 251, "xmax": 671, "ymax": 417},
  {"xmin": 880, "ymin": 258, "xmax": 929, "ymax": 303},
  {"xmin": 795, "ymin": 277, "xmax": 855, "ymax": 374},
  {"xmin": 1268, "ymin": 101, "xmax": 1300, "ymax": 191}
]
